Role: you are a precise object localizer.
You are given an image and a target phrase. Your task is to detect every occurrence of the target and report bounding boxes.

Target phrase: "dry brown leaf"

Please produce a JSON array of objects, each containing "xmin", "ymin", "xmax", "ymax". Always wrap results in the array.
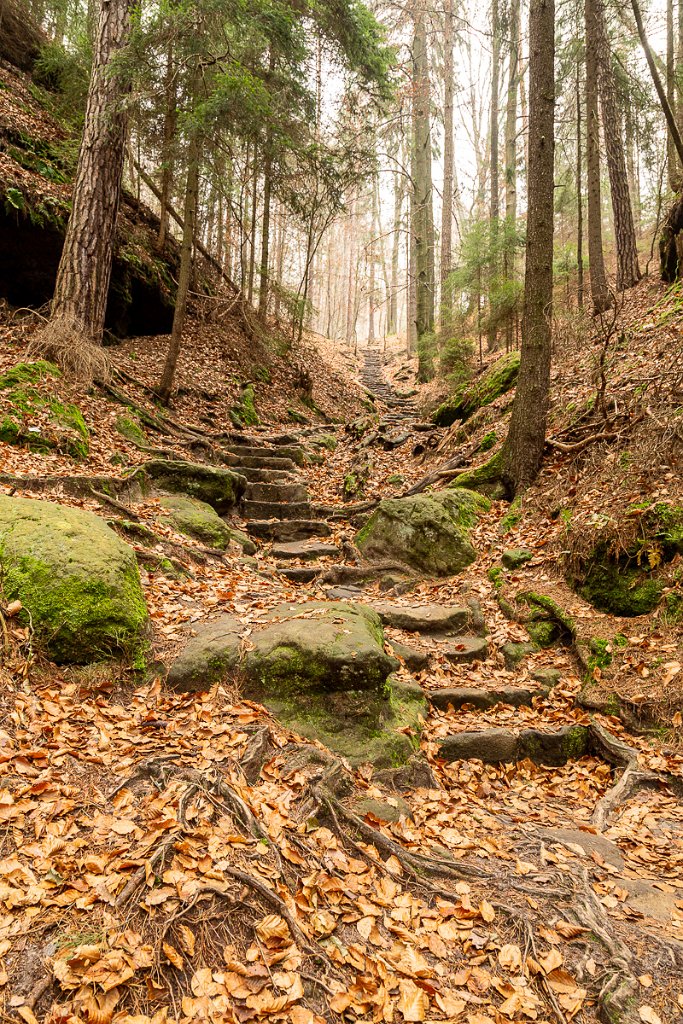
[
  {"xmin": 638, "ymin": 1008, "xmax": 662, "ymax": 1024},
  {"xmin": 397, "ymin": 979, "xmax": 429, "ymax": 1021}
]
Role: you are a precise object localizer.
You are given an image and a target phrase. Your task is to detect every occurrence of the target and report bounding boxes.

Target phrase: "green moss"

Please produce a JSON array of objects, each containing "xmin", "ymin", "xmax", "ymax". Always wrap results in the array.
[
  {"xmin": 0, "ymin": 360, "xmax": 61, "ymax": 389},
  {"xmin": 662, "ymin": 590, "xmax": 683, "ymax": 624},
  {"xmin": 578, "ymin": 553, "xmax": 664, "ymax": 617},
  {"xmin": 526, "ymin": 620, "xmax": 560, "ymax": 647},
  {"xmin": 388, "ymin": 474, "xmax": 404, "ymax": 485},
  {"xmin": 450, "ymin": 449, "xmax": 507, "ymax": 499},
  {"xmin": 499, "ymin": 496, "xmax": 523, "ymax": 534},
  {"xmin": 479, "ymin": 430, "xmax": 497, "ymax": 452},
  {"xmin": 432, "ymin": 352, "xmax": 520, "ymax": 426},
  {"xmin": 0, "ymin": 416, "xmax": 20, "ymax": 443},
  {"xmin": 488, "ymin": 566, "xmax": 504, "ymax": 588},
  {"xmin": 287, "ymin": 407, "xmax": 309, "ymax": 424},
  {"xmin": 560, "ymin": 725, "xmax": 591, "ymax": 760},
  {"xmin": 230, "ymin": 384, "xmax": 259, "ymax": 427},
  {"xmin": 0, "ymin": 496, "xmax": 148, "ymax": 664},
  {"xmin": 116, "ymin": 415, "xmax": 146, "ymax": 445},
  {"xmin": 310, "ymin": 434, "xmax": 337, "ymax": 451},
  {"xmin": 519, "ymin": 591, "xmax": 576, "ymax": 640}
]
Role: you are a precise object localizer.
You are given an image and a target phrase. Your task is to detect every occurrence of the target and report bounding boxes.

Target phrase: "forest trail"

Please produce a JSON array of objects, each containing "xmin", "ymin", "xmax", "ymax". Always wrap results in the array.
[{"xmin": 1, "ymin": 342, "xmax": 682, "ymax": 1024}]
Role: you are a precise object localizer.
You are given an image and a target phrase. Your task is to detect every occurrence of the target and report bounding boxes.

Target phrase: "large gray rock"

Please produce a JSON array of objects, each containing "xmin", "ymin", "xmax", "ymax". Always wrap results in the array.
[
  {"xmin": 144, "ymin": 460, "xmax": 246, "ymax": 513},
  {"xmin": 167, "ymin": 602, "xmax": 425, "ymax": 767},
  {"xmin": 0, "ymin": 495, "xmax": 147, "ymax": 663},
  {"xmin": 356, "ymin": 489, "xmax": 489, "ymax": 577}
]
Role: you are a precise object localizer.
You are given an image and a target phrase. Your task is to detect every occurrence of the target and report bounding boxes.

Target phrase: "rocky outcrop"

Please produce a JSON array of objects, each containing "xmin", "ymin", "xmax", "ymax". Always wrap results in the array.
[
  {"xmin": 355, "ymin": 489, "xmax": 489, "ymax": 577},
  {"xmin": 167, "ymin": 601, "xmax": 426, "ymax": 767},
  {"xmin": 0, "ymin": 495, "xmax": 147, "ymax": 663}
]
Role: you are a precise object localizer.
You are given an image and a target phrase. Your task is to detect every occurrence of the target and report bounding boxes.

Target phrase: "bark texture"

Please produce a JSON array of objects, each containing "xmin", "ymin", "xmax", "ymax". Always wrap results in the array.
[
  {"xmin": 596, "ymin": 1, "xmax": 641, "ymax": 291},
  {"xmin": 501, "ymin": 0, "xmax": 554, "ymax": 494},
  {"xmin": 585, "ymin": 0, "xmax": 612, "ymax": 313},
  {"xmin": 50, "ymin": 0, "xmax": 131, "ymax": 343},
  {"xmin": 411, "ymin": 0, "xmax": 435, "ymax": 374}
]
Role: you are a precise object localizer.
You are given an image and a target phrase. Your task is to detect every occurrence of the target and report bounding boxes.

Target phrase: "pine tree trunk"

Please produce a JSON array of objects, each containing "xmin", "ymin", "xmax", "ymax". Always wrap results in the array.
[
  {"xmin": 503, "ymin": 0, "xmax": 520, "ymax": 349},
  {"xmin": 440, "ymin": 0, "xmax": 455, "ymax": 335},
  {"xmin": 488, "ymin": 0, "xmax": 501, "ymax": 350},
  {"xmin": 389, "ymin": 167, "xmax": 403, "ymax": 336},
  {"xmin": 159, "ymin": 123, "xmax": 201, "ymax": 405},
  {"xmin": 668, "ymin": 0, "xmax": 677, "ymax": 190},
  {"xmin": 48, "ymin": 0, "xmax": 131, "ymax": 347},
  {"xmin": 585, "ymin": 0, "xmax": 613, "ymax": 313},
  {"xmin": 576, "ymin": 62, "xmax": 584, "ymax": 308},
  {"xmin": 157, "ymin": 38, "xmax": 176, "ymax": 250},
  {"xmin": 412, "ymin": 0, "xmax": 435, "ymax": 377},
  {"xmin": 501, "ymin": 0, "xmax": 555, "ymax": 494},
  {"xmin": 258, "ymin": 138, "xmax": 273, "ymax": 318},
  {"xmin": 596, "ymin": 1, "xmax": 641, "ymax": 290}
]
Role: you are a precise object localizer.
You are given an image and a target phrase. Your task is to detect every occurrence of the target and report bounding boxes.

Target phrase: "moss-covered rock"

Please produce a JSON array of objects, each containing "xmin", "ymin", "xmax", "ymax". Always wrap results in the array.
[
  {"xmin": 230, "ymin": 383, "xmax": 260, "ymax": 428},
  {"xmin": 143, "ymin": 460, "xmax": 246, "ymax": 513},
  {"xmin": 449, "ymin": 449, "xmax": 508, "ymax": 499},
  {"xmin": 578, "ymin": 558, "xmax": 663, "ymax": 616},
  {"xmin": 568, "ymin": 504, "xmax": 683, "ymax": 617},
  {"xmin": 356, "ymin": 489, "xmax": 489, "ymax": 577},
  {"xmin": 157, "ymin": 494, "xmax": 256, "ymax": 553},
  {"xmin": 502, "ymin": 547, "xmax": 533, "ymax": 569},
  {"xmin": 0, "ymin": 360, "xmax": 89, "ymax": 459},
  {"xmin": 0, "ymin": 495, "xmax": 147, "ymax": 663},
  {"xmin": 167, "ymin": 601, "xmax": 423, "ymax": 767},
  {"xmin": 115, "ymin": 415, "xmax": 146, "ymax": 446},
  {"xmin": 432, "ymin": 351, "xmax": 520, "ymax": 426}
]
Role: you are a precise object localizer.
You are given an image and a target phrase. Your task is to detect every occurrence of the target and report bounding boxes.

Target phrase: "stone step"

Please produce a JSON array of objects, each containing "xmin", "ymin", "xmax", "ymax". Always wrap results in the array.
[
  {"xmin": 236, "ymin": 466, "xmax": 298, "ymax": 483},
  {"xmin": 275, "ymin": 565, "xmax": 321, "ymax": 583},
  {"xmin": 245, "ymin": 481, "xmax": 309, "ymax": 503},
  {"xmin": 437, "ymin": 725, "xmax": 589, "ymax": 766},
  {"xmin": 248, "ymin": 519, "xmax": 333, "ymax": 541},
  {"xmin": 230, "ymin": 455, "xmax": 298, "ymax": 471},
  {"xmin": 443, "ymin": 637, "xmax": 489, "ymax": 664},
  {"xmin": 375, "ymin": 602, "xmax": 479, "ymax": 635},
  {"xmin": 242, "ymin": 500, "xmax": 313, "ymax": 521},
  {"xmin": 430, "ymin": 683, "xmax": 551, "ymax": 712},
  {"xmin": 272, "ymin": 540, "xmax": 339, "ymax": 561},
  {"xmin": 227, "ymin": 444, "xmax": 305, "ymax": 466}
]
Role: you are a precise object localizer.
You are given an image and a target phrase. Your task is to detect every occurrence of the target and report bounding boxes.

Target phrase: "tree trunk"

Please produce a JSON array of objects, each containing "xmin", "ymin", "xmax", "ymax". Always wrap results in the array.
[
  {"xmin": 157, "ymin": 38, "xmax": 176, "ymax": 250},
  {"xmin": 503, "ymin": 0, "xmax": 520, "ymax": 348},
  {"xmin": 501, "ymin": 0, "xmax": 555, "ymax": 494},
  {"xmin": 596, "ymin": 0, "xmax": 641, "ymax": 290},
  {"xmin": 668, "ymin": 0, "xmax": 677, "ymax": 190},
  {"xmin": 158, "ymin": 121, "xmax": 201, "ymax": 405},
  {"xmin": 576, "ymin": 62, "xmax": 584, "ymax": 308},
  {"xmin": 585, "ymin": 0, "xmax": 613, "ymax": 312},
  {"xmin": 258, "ymin": 134, "xmax": 273, "ymax": 318},
  {"xmin": 440, "ymin": 0, "xmax": 455, "ymax": 335},
  {"xmin": 630, "ymin": 0, "xmax": 683, "ymax": 170},
  {"xmin": 47, "ymin": 0, "xmax": 131, "ymax": 354},
  {"xmin": 488, "ymin": 0, "xmax": 501, "ymax": 350},
  {"xmin": 412, "ymin": 0, "xmax": 435, "ymax": 378},
  {"xmin": 389, "ymin": 167, "xmax": 403, "ymax": 336}
]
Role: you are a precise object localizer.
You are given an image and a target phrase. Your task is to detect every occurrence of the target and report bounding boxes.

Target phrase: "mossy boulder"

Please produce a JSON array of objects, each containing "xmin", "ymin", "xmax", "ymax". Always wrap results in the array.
[
  {"xmin": 0, "ymin": 360, "xmax": 89, "ymax": 459},
  {"xmin": 143, "ymin": 460, "xmax": 246, "ymax": 513},
  {"xmin": 356, "ymin": 489, "xmax": 489, "ymax": 577},
  {"xmin": 167, "ymin": 601, "xmax": 424, "ymax": 767},
  {"xmin": 502, "ymin": 547, "xmax": 533, "ymax": 569},
  {"xmin": 578, "ymin": 557, "xmax": 664, "ymax": 617},
  {"xmin": 157, "ymin": 494, "xmax": 256, "ymax": 553},
  {"xmin": 0, "ymin": 495, "xmax": 147, "ymax": 663},
  {"xmin": 432, "ymin": 352, "xmax": 520, "ymax": 427}
]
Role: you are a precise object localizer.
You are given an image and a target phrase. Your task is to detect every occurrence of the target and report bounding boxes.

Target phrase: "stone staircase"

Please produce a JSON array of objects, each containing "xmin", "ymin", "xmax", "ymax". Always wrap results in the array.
[
  {"xmin": 222, "ymin": 432, "xmax": 338, "ymax": 579},
  {"xmin": 359, "ymin": 348, "xmax": 419, "ymax": 426}
]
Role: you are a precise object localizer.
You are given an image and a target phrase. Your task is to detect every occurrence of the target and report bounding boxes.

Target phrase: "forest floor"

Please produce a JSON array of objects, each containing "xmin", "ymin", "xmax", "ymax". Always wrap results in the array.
[{"xmin": 0, "ymin": 281, "xmax": 682, "ymax": 1024}]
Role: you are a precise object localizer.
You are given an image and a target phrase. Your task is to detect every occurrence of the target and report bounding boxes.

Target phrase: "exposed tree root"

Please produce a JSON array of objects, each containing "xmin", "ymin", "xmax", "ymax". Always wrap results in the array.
[{"xmin": 28, "ymin": 315, "xmax": 111, "ymax": 382}]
